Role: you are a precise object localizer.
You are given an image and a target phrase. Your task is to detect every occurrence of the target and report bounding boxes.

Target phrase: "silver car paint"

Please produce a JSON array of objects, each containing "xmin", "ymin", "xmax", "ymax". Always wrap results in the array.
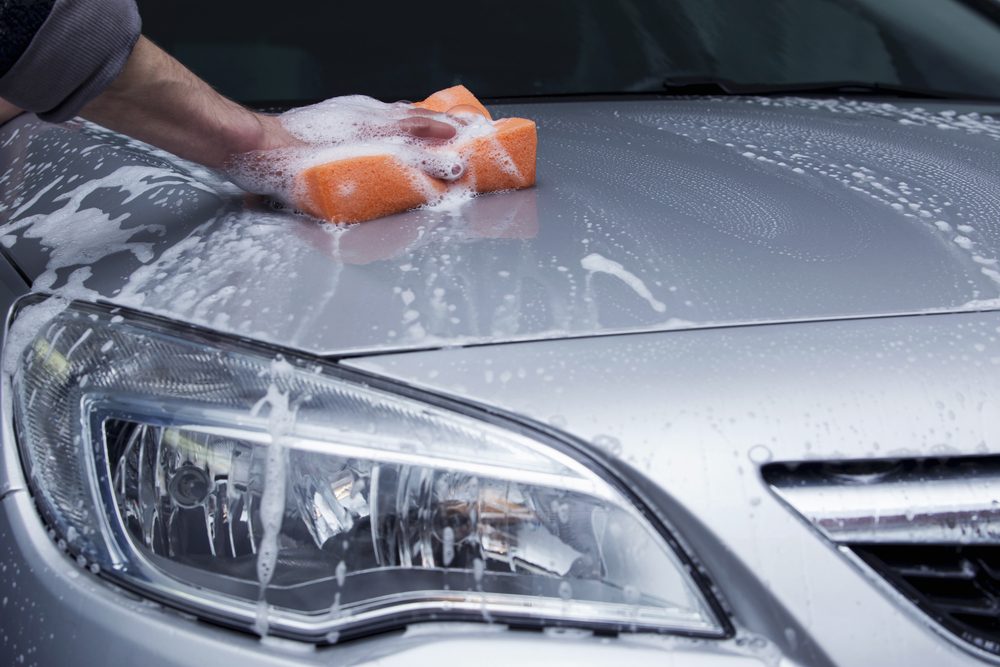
[
  {"xmin": 1, "ymin": 96, "xmax": 1000, "ymax": 665},
  {"xmin": 345, "ymin": 308, "xmax": 1000, "ymax": 666},
  {"xmin": 1, "ymin": 98, "xmax": 1000, "ymax": 356}
]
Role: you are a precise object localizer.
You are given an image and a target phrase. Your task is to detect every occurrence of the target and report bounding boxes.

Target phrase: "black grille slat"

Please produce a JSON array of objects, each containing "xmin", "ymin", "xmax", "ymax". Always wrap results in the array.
[
  {"xmin": 853, "ymin": 544, "xmax": 1000, "ymax": 655},
  {"xmin": 892, "ymin": 563, "xmax": 974, "ymax": 579},
  {"xmin": 954, "ymin": 612, "xmax": 1000, "ymax": 634},
  {"xmin": 903, "ymin": 575, "xmax": 992, "ymax": 608},
  {"xmin": 972, "ymin": 552, "xmax": 1000, "ymax": 583}
]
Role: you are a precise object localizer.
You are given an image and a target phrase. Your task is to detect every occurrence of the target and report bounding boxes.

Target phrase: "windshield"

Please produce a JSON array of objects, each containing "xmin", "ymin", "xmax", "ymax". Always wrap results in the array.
[{"xmin": 138, "ymin": 0, "xmax": 1000, "ymax": 105}]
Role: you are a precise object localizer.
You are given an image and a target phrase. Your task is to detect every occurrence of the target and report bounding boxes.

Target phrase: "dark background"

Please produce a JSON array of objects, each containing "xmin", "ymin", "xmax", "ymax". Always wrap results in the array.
[{"xmin": 137, "ymin": 0, "xmax": 1000, "ymax": 106}]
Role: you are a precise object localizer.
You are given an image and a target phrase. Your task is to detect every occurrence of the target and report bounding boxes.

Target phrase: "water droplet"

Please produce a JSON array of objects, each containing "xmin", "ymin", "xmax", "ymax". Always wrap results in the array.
[
  {"xmin": 556, "ymin": 502, "xmax": 570, "ymax": 524},
  {"xmin": 747, "ymin": 444, "xmax": 773, "ymax": 464},
  {"xmin": 443, "ymin": 526, "xmax": 455, "ymax": 566},
  {"xmin": 335, "ymin": 560, "xmax": 347, "ymax": 587},
  {"xmin": 592, "ymin": 434, "xmax": 623, "ymax": 457}
]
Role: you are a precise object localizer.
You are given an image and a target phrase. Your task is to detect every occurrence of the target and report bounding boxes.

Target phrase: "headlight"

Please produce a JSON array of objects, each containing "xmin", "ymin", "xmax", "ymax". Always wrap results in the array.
[{"xmin": 5, "ymin": 299, "xmax": 724, "ymax": 641}]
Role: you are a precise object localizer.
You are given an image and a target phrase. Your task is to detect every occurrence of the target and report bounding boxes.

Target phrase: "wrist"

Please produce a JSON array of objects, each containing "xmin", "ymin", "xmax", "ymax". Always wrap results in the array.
[
  {"xmin": 0, "ymin": 98, "xmax": 23, "ymax": 125},
  {"xmin": 223, "ymin": 110, "xmax": 299, "ymax": 159}
]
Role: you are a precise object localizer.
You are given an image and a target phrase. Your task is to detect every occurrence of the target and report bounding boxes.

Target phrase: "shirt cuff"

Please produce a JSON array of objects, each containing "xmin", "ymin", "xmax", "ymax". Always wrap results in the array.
[{"xmin": 0, "ymin": 0, "xmax": 141, "ymax": 122}]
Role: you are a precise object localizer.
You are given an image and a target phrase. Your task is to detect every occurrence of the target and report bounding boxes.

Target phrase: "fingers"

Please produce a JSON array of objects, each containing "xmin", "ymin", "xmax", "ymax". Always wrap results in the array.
[
  {"xmin": 416, "ymin": 150, "xmax": 465, "ymax": 181},
  {"xmin": 397, "ymin": 111, "xmax": 464, "ymax": 179},
  {"xmin": 398, "ymin": 115, "xmax": 457, "ymax": 140},
  {"xmin": 396, "ymin": 104, "xmax": 488, "ymax": 180}
]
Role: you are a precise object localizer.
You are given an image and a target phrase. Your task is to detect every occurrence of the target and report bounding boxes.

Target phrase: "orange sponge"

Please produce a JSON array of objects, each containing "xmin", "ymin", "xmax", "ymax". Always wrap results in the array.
[
  {"xmin": 296, "ymin": 86, "xmax": 536, "ymax": 224},
  {"xmin": 414, "ymin": 85, "xmax": 493, "ymax": 120}
]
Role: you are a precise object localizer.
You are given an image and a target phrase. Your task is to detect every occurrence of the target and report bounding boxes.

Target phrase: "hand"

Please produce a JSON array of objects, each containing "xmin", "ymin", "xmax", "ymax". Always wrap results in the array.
[
  {"xmin": 227, "ymin": 101, "xmax": 467, "ymax": 202},
  {"xmin": 75, "ymin": 37, "xmax": 459, "ymax": 177},
  {"xmin": 249, "ymin": 108, "xmax": 457, "ymax": 151},
  {"xmin": 397, "ymin": 110, "xmax": 457, "ymax": 141}
]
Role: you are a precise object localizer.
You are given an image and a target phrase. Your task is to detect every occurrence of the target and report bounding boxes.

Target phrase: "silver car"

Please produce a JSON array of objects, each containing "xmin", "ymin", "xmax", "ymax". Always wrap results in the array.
[{"xmin": 3, "ymin": 1, "xmax": 1000, "ymax": 665}]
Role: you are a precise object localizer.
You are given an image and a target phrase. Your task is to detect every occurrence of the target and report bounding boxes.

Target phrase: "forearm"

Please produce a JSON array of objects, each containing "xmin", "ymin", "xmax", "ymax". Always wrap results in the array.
[
  {"xmin": 0, "ymin": 98, "xmax": 22, "ymax": 125},
  {"xmin": 0, "ymin": 1, "xmax": 293, "ymax": 171},
  {"xmin": 80, "ymin": 36, "xmax": 294, "ymax": 169}
]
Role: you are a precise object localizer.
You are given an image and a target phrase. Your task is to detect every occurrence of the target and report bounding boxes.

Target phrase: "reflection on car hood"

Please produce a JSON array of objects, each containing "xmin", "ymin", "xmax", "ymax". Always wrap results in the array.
[{"xmin": 1, "ymin": 97, "xmax": 1000, "ymax": 356}]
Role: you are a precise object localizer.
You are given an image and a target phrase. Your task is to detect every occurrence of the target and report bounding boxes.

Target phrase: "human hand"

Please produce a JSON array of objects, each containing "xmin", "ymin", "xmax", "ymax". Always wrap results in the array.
[
  {"xmin": 227, "ymin": 98, "xmax": 469, "ymax": 202},
  {"xmin": 396, "ymin": 109, "xmax": 457, "ymax": 141}
]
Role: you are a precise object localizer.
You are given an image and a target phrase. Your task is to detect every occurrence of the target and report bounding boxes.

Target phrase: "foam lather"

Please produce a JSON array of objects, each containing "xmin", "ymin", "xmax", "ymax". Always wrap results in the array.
[{"xmin": 296, "ymin": 86, "xmax": 537, "ymax": 223}]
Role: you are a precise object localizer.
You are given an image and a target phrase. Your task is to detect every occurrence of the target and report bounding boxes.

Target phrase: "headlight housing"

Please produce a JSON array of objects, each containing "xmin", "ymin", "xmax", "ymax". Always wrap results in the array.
[{"xmin": 6, "ymin": 298, "xmax": 724, "ymax": 641}]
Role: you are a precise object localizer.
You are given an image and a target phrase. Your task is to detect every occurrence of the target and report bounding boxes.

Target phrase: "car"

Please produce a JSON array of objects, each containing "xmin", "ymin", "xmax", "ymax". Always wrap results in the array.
[{"xmin": 2, "ymin": 1, "xmax": 1000, "ymax": 665}]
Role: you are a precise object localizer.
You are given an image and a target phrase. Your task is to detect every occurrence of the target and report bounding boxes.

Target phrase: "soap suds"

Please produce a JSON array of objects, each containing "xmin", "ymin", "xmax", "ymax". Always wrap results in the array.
[
  {"xmin": 581, "ymin": 252, "xmax": 667, "ymax": 313},
  {"xmin": 3, "ymin": 96, "xmax": 1000, "ymax": 359},
  {"xmin": 249, "ymin": 359, "xmax": 297, "ymax": 637},
  {"xmin": 1, "ymin": 297, "xmax": 70, "ymax": 376},
  {"xmin": 228, "ymin": 95, "xmax": 501, "ymax": 215}
]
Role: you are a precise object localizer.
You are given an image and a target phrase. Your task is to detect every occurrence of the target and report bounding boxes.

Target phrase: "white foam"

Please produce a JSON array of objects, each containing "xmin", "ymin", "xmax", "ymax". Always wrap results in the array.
[
  {"xmin": 228, "ymin": 95, "xmax": 501, "ymax": 217},
  {"xmin": 249, "ymin": 359, "xmax": 297, "ymax": 636},
  {"xmin": 1, "ymin": 297, "xmax": 70, "ymax": 376},
  {"xmin": 2, "ymin": 164, "xmax": 216, "ymax": 297},
  {"xmin": 581, "ymin": 253, "xmax": 667, "ymax": 314}
]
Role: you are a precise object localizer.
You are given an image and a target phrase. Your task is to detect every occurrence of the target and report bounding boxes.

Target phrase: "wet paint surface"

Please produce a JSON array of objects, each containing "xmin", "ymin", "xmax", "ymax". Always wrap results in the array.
[
  {"xmin": 345, "ymin": 308, "xmax": 1000, "ymax": 667},
  {"xmin": 1, "ymin": 97, "xmax": 999, "ymax": 355}
]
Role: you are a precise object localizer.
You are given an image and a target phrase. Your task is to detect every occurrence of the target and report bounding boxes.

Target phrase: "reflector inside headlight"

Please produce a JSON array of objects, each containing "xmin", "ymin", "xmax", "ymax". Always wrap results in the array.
[{"xmin": 6, "ymin": 299, "xmax": 723, "ymax": 640}]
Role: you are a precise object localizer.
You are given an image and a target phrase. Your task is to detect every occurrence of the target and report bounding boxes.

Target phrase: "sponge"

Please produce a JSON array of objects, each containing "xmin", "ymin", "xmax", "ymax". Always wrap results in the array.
[
  {"xmin": 296, "ymin": 86, "xmax": 537, "ymax": 224},
  {"xmin": 414, "ymin": 85, "xmax": 494, "ymax": 120}
]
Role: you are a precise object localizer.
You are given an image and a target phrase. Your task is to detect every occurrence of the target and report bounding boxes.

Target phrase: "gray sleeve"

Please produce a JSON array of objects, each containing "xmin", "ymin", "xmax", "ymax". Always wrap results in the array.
[{"xmin": 0, "ymin": 0, "xmax": 141, "ymax": 123}]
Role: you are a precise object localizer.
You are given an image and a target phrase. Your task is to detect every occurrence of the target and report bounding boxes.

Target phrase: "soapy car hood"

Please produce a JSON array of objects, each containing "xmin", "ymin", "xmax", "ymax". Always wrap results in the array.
[{"xmin": 1, "ymin": 96, "xmax": 1000, "ymax": 356}]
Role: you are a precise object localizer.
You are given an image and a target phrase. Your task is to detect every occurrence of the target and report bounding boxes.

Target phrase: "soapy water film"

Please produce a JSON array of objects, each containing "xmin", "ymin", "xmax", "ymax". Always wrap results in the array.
[{"xmin": 1, "ymin": 96, "xmax": 1000, "ymax": 356}]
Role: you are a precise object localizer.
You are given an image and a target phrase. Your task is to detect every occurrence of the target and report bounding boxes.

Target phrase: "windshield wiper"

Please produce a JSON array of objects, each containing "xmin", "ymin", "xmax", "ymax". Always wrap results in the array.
[{"xmin": 660, "ymin": 77, "xmax": 1000, "ymax": 102}]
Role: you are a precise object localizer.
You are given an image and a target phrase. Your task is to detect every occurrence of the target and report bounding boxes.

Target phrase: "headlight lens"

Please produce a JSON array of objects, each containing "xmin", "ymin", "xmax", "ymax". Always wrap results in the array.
[{"xmin": 6, "ymin": 299, "xmax": 723, "ymax": 640}]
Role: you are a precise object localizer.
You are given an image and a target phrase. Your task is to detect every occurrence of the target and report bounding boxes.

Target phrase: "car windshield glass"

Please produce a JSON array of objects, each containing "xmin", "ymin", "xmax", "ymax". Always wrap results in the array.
[{"xmin": 138, "ymin": 0, "xmax": 1000, "ymax": 105}]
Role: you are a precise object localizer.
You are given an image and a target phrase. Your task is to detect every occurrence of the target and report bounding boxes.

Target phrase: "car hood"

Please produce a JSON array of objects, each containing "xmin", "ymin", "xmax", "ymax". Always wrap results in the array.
[{"xmin": 1, "ymin": 96, "xmax": 1000, "ymax": 356}]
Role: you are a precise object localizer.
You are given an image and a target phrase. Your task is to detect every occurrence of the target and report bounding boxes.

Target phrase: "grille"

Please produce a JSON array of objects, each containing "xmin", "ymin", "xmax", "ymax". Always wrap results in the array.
[
  {"xmin": 852, "ymin": 544, "xmax": 1000, "ymax": 656},
  {"xmin": 764, "ymin": 456, "xmax": 1000, "ymax": 656}
]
